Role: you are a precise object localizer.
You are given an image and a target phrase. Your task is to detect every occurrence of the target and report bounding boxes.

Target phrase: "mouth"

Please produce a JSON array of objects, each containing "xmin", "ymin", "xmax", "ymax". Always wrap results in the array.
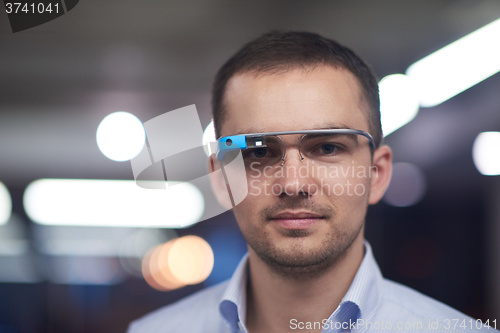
[{"xmin": 270, "ymin": 211, "xmax": 325, "ymax": 230}]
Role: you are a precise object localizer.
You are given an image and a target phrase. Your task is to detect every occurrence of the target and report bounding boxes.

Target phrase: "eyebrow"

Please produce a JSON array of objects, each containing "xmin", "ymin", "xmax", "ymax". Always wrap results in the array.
[{"xmin": 304, "ymin": 132, "xmax": 359, "ymax": 145}]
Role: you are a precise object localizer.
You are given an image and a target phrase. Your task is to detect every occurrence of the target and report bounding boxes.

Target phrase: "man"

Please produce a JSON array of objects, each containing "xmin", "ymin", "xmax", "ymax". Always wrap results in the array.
[{"xmin": 128, "ymin": 31, "xmax": 490, "ymax": 332}]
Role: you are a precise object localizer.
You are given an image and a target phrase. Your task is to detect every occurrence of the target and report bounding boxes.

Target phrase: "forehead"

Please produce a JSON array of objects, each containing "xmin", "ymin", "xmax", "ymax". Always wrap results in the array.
[{"xmin": 221, "ymin": 64, "xmax": 369, "ymax": 137}]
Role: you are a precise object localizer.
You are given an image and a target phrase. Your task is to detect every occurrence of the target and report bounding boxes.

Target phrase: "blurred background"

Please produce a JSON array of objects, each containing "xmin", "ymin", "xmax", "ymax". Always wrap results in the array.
[{"xmin": 1, "ymin": 0, "xmax": 500, "ymax": 332}]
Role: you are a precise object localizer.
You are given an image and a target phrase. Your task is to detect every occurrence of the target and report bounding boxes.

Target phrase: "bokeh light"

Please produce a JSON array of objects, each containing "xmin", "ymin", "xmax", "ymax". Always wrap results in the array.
[
  {"xmin": 472, "ymin": 131, "xmax": 500, "ymax": 176},
  {"xmin": 383, "ymin": 162, "xmax": 427, "ymax": 207},
  {"xmin": 24, "ymin": 179, "xmax": 204, "ymax": 228},
  {"xmin": 167, "ymin": 235, "xmax": 214, "ymax": 285},
  {"xmin": 142, "ymin": 235, "xmax": 214, "ymax": 291},
  {"xmin": 379, "ymin": 74, "xmax": 420, "ymax": 136},
  {"xmin": 96, "ymin": 111, "xmax": 146, "ymax": 162},
  {"xmin": 119, "ymin": 229, "xmax": 176, "ymax": 277},
  {"xmin": 142, "ymin": 246, "xmax": 166, "ymax": 291},
  {"xmin": 151, "ymin": 240, "xmax": 185, "ymax": 290},
  {"xmin": 0, "ymin": 182, "xmax": 12, "ymax": 225},
  {"xmin": 406, "ymin": 18, "xmax": 500, "ymax": 107}
]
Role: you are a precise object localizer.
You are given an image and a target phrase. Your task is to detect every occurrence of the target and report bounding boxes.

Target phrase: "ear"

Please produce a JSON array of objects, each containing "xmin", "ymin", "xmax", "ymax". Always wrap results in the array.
[
  {"xmin": 207, "ymin": 154, "xmax": 234, "ymax": 210},
  {"xmin": 368, "ymin": 145, "xmax": 392, "ymax": 205}
]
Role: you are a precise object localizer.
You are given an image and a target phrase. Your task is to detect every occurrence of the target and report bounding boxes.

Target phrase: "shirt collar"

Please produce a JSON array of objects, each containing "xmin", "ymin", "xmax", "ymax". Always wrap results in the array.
[
  {"xmin": 339, "ymin": 241, "xmax": 383, "ymax": 321},
  {"xmin": 218, "ymin": 241, "xmax": 383, "ymax": 331}
]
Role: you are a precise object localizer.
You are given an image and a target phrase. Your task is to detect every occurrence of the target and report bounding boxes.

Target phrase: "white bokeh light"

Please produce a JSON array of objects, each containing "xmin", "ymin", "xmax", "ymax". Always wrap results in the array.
[
  {"xmin": 383, "ymin": 163, "xmax": 427, "ymax": 207},
  {"xmin": 0, "ymin": 182, "xmax": 12, "ymax": 225},
  {"xmin": 379, "ymin": 74, "xmax": 420, "ymax": 136},
  {"xmin": 406, "ymin": 18, "xmax": 500, "ymax": 107},
  {"xmin": 24, "ymin": 179, "xmax": 204, "ymax": 228},
  {"xmin": 202, "ymin": 120, "xmax": 216, "ymax": 156},
  {"xmin": 96, "ymin": 112, "xmax": 146, "ymax": 162},
  {"xmin": 472, "ymin": 131, "xmax": 500, "ymax": 176}
]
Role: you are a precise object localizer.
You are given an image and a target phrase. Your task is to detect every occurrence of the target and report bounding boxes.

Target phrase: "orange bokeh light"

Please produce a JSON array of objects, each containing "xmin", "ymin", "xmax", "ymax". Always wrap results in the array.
[{"xmin": 142, "ymin": 235, "xmax": 214, "ymax": 291}]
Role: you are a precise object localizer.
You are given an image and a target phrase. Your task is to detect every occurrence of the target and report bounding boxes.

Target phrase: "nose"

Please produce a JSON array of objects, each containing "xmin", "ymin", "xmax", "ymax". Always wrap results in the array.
[{"xmin": 271, "ymin": 147, "xmax": 320, "ymax": 198}]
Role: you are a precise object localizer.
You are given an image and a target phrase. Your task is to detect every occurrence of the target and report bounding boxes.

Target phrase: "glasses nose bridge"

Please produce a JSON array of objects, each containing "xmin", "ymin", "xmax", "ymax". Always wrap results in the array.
[{"xmin": 274, "ymin": 134, "xmax": 308, "ymax": 166}]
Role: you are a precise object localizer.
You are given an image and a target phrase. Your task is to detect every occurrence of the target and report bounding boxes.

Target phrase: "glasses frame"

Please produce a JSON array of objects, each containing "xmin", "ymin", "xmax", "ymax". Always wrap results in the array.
[{"xmin": 216, "ymin": 129, "xmax": 375, "ymax": 163}]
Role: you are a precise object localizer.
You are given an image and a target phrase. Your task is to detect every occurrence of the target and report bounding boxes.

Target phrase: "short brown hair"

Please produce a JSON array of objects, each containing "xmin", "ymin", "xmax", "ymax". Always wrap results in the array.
[{"xmin": 211, "ymin": 30, "xmax": 382, "ymax": 147}]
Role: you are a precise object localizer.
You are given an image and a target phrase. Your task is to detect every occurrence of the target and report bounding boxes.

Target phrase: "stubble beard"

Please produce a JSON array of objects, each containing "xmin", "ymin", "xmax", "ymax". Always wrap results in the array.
[{"xmin": 239, "ymin": 199, "xmax": 365, "ymax": 280}]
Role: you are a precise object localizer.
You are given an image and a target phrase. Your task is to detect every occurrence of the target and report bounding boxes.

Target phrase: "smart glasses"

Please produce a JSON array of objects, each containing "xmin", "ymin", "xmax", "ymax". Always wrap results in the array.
[{"xmin": 216, "ymin": 129, "xmax": 375, "ymax": 166}]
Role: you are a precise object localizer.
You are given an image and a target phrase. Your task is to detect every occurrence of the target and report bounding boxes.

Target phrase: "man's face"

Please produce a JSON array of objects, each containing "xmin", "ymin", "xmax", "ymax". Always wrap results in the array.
[{"xmin": 220, "ymin": 65, "xmax": 374, "ymax": 276}]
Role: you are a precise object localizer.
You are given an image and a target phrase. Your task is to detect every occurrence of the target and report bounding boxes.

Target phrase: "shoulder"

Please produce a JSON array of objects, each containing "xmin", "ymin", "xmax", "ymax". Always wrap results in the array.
[
  {"xmin": 375, "ymin": 278, "xmax": 490, "ymax": 332},
  {"xmin": 127, "ymin": 281, "xmax": 228, "ymax": 333}
]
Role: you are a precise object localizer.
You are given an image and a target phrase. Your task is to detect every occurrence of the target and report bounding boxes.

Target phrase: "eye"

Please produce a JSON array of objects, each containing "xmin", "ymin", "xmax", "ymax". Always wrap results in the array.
[
  {"xmin": 253, "ymin": 148, "xmax": 267, "ymax": 158},
  {"xmin": 245, "ymin": 148, "xmax": 271, "ymax": 158},
  {"xmin": 246, "ymin": 148, "xmax": 267, "ymax": 158},
  {"xmin": 319, "ymin": 143, "xmax": 338, "ymax": 155}
]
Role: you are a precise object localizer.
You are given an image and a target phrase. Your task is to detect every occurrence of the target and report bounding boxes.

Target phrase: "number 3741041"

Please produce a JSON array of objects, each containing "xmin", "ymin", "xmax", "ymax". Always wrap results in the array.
[
  {"xmin": 5, "ymin": 2, "xmax": 60, "ymax": 14},
  {"xmin": 443, "ymin": 319, "xmax": 497, "ymax": 330}
]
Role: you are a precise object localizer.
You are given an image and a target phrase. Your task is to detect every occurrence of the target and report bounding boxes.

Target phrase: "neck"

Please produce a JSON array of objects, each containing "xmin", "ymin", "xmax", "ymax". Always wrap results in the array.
[{"xmin": 245, "ymin": 234, "xmax": 365, "ymax": 333}]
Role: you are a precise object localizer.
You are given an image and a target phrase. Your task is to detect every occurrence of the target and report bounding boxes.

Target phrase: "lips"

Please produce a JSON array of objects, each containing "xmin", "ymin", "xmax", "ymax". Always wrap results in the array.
[
  {"xmin": 272, "ymin": 211, "xmax": 323, "ymax": 219},
  {"xmin": 270, "ymin": 211, "xmax": 324, "ymax": 229}
]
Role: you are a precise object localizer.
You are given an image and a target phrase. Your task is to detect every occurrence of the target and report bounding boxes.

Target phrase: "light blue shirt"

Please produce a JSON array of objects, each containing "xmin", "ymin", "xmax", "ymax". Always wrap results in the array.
[{"xmin": 127, "ymin": 241, "xmax": 495, "ymax": 332}]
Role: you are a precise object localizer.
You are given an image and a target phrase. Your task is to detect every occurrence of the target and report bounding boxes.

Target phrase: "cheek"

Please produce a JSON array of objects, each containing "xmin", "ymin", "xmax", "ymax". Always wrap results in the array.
[
  {"xmin": 233, "ymin": 187, "xmax": 261, "ymax": 219},
  {"xmin": 232, "ymin": 201, "xmax": 259, "ymax": 238},
  {"xmin": 246, "ymin": 168, "xmax": 279, "ymax": 196},
  {"xmin": 247, "ymin": 178, "xmax": 264, "ymax": 196}
]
